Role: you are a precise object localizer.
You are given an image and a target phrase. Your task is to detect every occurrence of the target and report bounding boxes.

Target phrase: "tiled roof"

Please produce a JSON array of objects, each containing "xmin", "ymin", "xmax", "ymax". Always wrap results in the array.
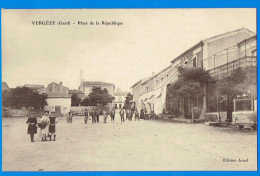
[
  {"xmin": 46, "ymin": 92, "xmax": 71, "ymax": 98},
  {"xmin": 69, "ymin": 90, "xmax": 84, "ymax": 94},
  {"xmin": 130, "ymin": 77, "xmax": 151, "ymax": 88},
  {"xmin": 83, "ymin": 81, "xmax": 114, "ymax": 86}
]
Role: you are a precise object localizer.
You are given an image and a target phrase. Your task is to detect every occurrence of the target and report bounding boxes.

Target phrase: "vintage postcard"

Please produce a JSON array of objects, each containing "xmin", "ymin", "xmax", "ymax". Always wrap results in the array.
[{"xmin": 1, "ymin": 8, "xmax": 257, "ymax": 171}]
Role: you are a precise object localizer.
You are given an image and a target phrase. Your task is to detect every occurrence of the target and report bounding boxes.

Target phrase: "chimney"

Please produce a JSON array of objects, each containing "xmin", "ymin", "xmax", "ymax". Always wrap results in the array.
[{"xmin": 60, "ymin": 82, "xmax": 62, "ymax": 86}]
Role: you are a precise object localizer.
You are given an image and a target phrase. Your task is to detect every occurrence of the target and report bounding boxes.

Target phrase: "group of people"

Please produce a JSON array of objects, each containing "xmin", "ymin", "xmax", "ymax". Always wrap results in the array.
[
  {"xmin": 26, "ymin": 107, "xmax": 148, "ymax": 142},
  {"xmin": 83, "ymin": 108, "xmax": 115, "ymax": 124},
  {"xmin": 82, "ymin": 108, "xmax": 141, "ymax": 124},
  {"xmin": 26, "ymin": 111, "xmax": 58, "ymax": 142}
]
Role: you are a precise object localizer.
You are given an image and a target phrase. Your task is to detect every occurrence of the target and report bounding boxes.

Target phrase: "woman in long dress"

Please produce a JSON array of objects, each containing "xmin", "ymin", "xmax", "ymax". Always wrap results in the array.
[{"xmin": 26, "ymin": 112, "xmax": 38, "ymax": 142}]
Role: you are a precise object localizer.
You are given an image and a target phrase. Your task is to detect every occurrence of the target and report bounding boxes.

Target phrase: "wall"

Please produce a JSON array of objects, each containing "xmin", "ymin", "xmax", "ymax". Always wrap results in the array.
[
  {"xmin": 205, "ymin": 31, "xmax": 255, "ymax": 70},
  {"xmin": 45, "ymin": 97, "xmax": 71, "ymax": 114}
]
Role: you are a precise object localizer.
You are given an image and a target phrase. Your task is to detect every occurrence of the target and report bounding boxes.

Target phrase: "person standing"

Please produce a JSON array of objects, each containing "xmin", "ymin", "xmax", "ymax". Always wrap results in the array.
[
  {"xmin": 97, "ymin": 110, "xmax": 102, "ymax": 123},
  {"xmin": 135, "ymin": 109, "xmax": 140, "ymax": 121},
  {"xmin": 103, "ymin": 110, "xmax": 108, "ymax": 123},
  {"xmin": 39, "ymin": 111, "xmax": 49, "ymax": 142},
  {"xmin": 126, "ymin": 109, "xmax": 129, "ymax": 121},
  {"xmin": 48, "ymin": 111, "xmax": 58, "ymax": 141},
  {"xmin": 110, "ymin": 108, "xmax": 115, "ymax": 121},
  {"xmin": 119, "ymin": 109, "xmax": 125, "ymax": 123},
  {"xmin": 91, "ymin": 109, "xmax": 96, "ymax": 124},
  {"xmin": 68, "ymin": 110, "xmax": 73, "ymax": 123},
  {"xmin": 140, "ymin": 109, "xmax": 145, "ymax": 120},
  {"xmin": 84, "ymin": 109, "xmax": 89, "ymax": 124},
  {"xmin": 26, "ymin": 112, "xmax": 38, "ymax": 142}
]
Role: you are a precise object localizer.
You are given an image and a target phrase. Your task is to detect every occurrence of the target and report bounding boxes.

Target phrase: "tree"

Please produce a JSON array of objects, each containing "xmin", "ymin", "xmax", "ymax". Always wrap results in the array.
[
  {"xmin": 2, "ymin": 87, "xmax": 47, "ymax": 109},
  {"xmin": 81, "ymin": 97, "xmax": 91, "ymax": 106},
  {"xmin": 167, "ymin": 67, "xmax": 215, "ymax": 120},
  {"xmin": 124, "ymin": 93, "xmax": 133, "ymax": 109},
  {"xmin": 216, "ymin": 66, "xmax": 256, "ymax": 122},
  {"xmin": 71, "ymin": 93, "xmax": 81, "ymax": 106},
  {"xmin": 88, "ymin": 86, "xmax": 114, "ymax": 106}
]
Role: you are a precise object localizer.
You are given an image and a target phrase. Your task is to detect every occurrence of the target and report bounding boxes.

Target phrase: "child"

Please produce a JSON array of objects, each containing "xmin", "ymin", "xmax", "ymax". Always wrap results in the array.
[
  {"xmin": 38, "ymin": 111, "xmax": 49, "ymax": 142},
  {"xmin": 48, "ymin": 111, "xmax": 58, "ymax": 141},
  {"xmin": 68, "ymin": 110, "xmax": 73, "ymax": 123},
  {"xmin": 103, "ymin": 110, "xmax": 108, "ymax": 123},
  {"xmin": 26, "ymin": 112, "xmax": 37, "ymax": 142}
]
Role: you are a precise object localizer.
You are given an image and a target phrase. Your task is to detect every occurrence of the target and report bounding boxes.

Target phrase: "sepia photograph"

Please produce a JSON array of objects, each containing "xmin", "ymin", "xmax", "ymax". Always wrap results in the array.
[{"xmin": 1, "ymin": 8, "xmax": 257, "ymax": 171}]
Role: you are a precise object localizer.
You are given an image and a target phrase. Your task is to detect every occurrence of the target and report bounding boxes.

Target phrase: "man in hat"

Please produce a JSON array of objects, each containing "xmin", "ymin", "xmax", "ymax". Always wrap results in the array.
[
  {"xmin": 39, "ymin": 111, "xmax": 49, "ymax": 142},
  {"xmin": 26, "ymin": 111, "xmax": 37, "ymax": 142},
  {"xmin": 110, "ymin": 108, "xmax": 115, "ymax": 121},
  {"xmin": 119, "ymin": 108, "xmax": 125, "ymax": 123},
  {"xmin": 91, "ymin": 109, "xmax": 96, "ymax": 124},
  {"xmin": 48, "ymin": 111, "xmax": 58, "ymax": 141}
]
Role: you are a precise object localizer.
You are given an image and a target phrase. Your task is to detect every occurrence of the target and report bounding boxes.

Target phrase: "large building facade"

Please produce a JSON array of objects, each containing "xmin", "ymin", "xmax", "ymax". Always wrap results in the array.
[
  {"xmin": 79, "ymin": 81, "xmax": 115, "ymax": 97},
  {"xmin": 131, "ymin": 28, "xmax": 256, "ymax": 119}
]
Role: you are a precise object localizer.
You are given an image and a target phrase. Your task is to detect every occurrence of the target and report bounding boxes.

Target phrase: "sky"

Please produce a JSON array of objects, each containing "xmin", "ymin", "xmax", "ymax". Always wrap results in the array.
[{"xmin": 2, "ymin": 9, "xmax": 256, "ymax": 91}]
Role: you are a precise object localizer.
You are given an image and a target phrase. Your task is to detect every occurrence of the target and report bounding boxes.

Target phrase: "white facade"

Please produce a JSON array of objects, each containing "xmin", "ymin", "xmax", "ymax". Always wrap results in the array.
[{"xmin": 45, "ymin": 97, "xmax": 71, "ymax": 114}]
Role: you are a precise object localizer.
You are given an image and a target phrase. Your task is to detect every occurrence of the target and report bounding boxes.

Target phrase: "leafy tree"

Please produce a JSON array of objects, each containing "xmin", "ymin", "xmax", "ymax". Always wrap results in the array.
[
  {"xmin": 216, "ymin": 66, "xmax": 256, "ymax": 122},
  {"xmin": 124, "ymin": 93, "xmax": 133, "ymax": 109},
  {"xmin": 167, "ymin": 67, "xmax": 215, "ymax": 120},
  {"xmin": 2, "ymin": 87, "xmax": 47, "ymax": 109},
  {"xmin": 71, "ymin": 93, "xmax": 81, "ymax": 106},
  {"xmin": 88, "ymin": 86, "xmax": 114, "ymax": 106}
]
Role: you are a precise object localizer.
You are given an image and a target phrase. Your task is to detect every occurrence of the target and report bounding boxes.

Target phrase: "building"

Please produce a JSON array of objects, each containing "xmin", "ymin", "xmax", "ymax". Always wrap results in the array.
[
  {"xmin": 45, "ymin": 92, "xmax": 71, "ymax": 115},
  {"xmin": 132, "ymin": 28, "xmax": 256, "ymax": 119},
  {"xmin": 130, "ymin": 77, "xmax": 151, "ymax": 112},
  {"xmin": 114, "ymin": 88, "xmax": 128, "ymax": 109},
  {"xmin": 79, "ymin": 81, "xmax": 115, "ymax": 97},
  {"xmin": 2, "ymin": 82, "xmax": 10, "ymax": 92},
  {"xmin": 47, "ymin": 82, "xmax": 69, "ymax": 94}
]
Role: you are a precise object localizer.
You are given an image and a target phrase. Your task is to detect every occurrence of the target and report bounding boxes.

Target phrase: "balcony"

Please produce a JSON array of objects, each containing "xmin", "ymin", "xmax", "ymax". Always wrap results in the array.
[{"xmin": 209, "ymin": 56, "xmax": 257, "ymax": 79}]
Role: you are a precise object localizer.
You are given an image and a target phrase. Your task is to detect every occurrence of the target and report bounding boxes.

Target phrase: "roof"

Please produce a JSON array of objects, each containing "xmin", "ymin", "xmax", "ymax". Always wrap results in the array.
[
  {"xmin": 82, "ymin": 81, "xmax": 114, "ymax": 86},
  {"xmin": 237, "ymin": 35, "xmax": 257, "ymax": 46},
  {"xmin": 46, "ymin": 92, "xmax": 71, "ymax": 98},
  {"xmin": 141, "ymin": 65, "xmax": 172, "ymax": 85},
  {"xmin": 114, "ymin": 91, "xmax": 129, "ymax": 96},
  {"xmin": 24, "ymin": 84, "xmax": 44, "ymax": 89},
  {"xmin": 130, "ymin": 77, "xmax": 151, "ymax": 88},
  {"xmin": 171, "ymin": 28, "xmax": 256, "ymax": 63},
  {"xmin": 69, "ymin": 90, "xmax": 84, "ymax": 94},
  {"xmin": 2, "ymin": 82, "xmax": 10, "ymax": 90}
]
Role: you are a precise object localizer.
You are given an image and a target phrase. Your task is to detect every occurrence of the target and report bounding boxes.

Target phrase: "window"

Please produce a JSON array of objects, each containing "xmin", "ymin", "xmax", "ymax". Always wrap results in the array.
[{"xmin": 192, "ymin": 55, "xmax": 197, "ymax": 68}]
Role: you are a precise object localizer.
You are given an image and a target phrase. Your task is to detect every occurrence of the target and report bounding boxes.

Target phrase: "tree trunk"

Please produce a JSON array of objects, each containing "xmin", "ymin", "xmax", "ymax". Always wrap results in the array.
[{"xmin": 226, "ymin": 96, "xmax": 233, "ymax": 122}]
